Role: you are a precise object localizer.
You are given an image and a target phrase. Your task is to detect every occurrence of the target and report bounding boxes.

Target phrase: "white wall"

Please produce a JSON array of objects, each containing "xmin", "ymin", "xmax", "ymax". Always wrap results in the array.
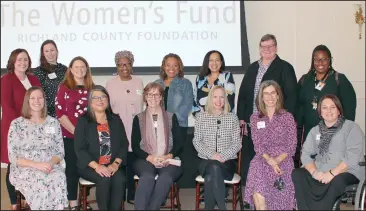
[{"xmin": 93, "ymin": 1, "xmax": 365, "ymax": 132}]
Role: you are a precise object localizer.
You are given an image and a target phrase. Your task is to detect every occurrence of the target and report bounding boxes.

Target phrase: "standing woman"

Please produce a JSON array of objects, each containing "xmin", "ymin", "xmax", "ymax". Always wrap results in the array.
[
  {"xmin": 1, "ymin": 49, "xmax": 41, "ymax": 210},
  {"xmin": 34, "ymin": 39, "xmax": 67, "ymax": 118},
  {"xmin": 106, "ymin": 50, "xmax": 144, "ymax": 204},
  {"xmin": 192, "ymin": 50, "xmax": 235, "ymax": 115},
  {"xmin": 55, "ymin": 56, "xmax": 95, "ymax": 210},
  {"xmin": 155, "ymin": 53, "xmax": 193, "ymax": 140},
  {"xmin": 295, "ymin": 44, "xmax": 356, "ymax": 143}
]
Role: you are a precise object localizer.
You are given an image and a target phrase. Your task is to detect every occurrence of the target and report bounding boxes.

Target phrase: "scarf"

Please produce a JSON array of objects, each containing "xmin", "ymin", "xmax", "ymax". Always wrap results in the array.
[
  {"xmin": 140, "ymin": 107, "xmax": 169, "ymax": 156},
  {"xmin": 318, "ymin": 116, "xmax": 345, "ymax": 156}
]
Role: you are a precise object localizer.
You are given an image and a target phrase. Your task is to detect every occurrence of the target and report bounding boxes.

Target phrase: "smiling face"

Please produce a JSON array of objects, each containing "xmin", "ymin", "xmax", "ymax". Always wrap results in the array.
[
  {"xmin": 14, "ymin": 52, "xmax": 30, "ymax": 73},
  {"xmin": 91, "ymin": 90, "xmax": 108, "ymax": 113},
  {"xmin": 164, "ymin": 57, "xmax": 179, "ymax": 79},
  {"xmin": 208, "ymin": 52, "xmax": 222, "ymax": 73},
  {"xmin": 29, "ymin": 89, "xmax": 45, "ymax": 112},
  {"xmin": 262, "ymin": 85, "xmax": 278, "ymax": 108},
  {"xmin": 145, "ymin": 88, "xmax": 162, "ymax": 108},
  {"xmin": 320, "ymin": 98, "xmax": 340, "ymax": 124},
  {"xmin": 70, "ymin": 59, "xmax": 87, "ymax": 81},
  {"xmin": 313, "ymin": 50, "xmax": 330, "ymax": 74},
  {"xmin": 260, "ymin": 39, "xmax": 277, "ymax": 61},
  {"xmin": 212, "ymin": 88, "xmax": 225, "ymax": 111},
  {"xmin": 117, "ymin": 57, "xmax": 132, "ymax": 78},
  {"xmin": 42, "ymin": 43, "xmax": 58, "ymax": 64}
]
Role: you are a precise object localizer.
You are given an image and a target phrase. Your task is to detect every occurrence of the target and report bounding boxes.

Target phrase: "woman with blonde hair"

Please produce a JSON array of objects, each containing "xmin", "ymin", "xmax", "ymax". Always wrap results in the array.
[
  {"xmin": 55, "ymin": 56, "xmax": 95, "ymax": 210},
  {"xmin": 8, "ymin": 86, "xmax": 68, "ymax": 210},
  {"xmin": 193, "ymin": 85, "xmax": 242, "ymax": 210},
  {"xmin": 244, "ymin": 80, "xmax": 297, "ymax": 210}
]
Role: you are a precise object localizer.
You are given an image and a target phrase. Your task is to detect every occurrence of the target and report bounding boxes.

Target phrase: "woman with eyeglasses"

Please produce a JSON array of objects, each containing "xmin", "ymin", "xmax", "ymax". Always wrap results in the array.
[
  {"xmin": 74, "ymin": 85, "xmax": 128, "ymax": 211},
  {"xmin": 295, "ymin": 44, "xmax": 356, "ymax": 144},
  {"xmin": 131, "ymin": 82, "xmax": 184, "ymax": 210},
  {"xmin": 106, "ymin": 50, "xmax": 144, "ymax": 205}
]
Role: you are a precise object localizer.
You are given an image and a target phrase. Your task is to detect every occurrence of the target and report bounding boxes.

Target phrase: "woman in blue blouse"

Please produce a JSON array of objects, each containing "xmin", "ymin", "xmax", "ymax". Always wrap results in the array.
[
  {"xmin": 193, "ymin": 50, "xmax": 235, "ymax": 115},
  {"xmin": 155, "ymin": 53, "xmax": 194, "ymax": 137}
]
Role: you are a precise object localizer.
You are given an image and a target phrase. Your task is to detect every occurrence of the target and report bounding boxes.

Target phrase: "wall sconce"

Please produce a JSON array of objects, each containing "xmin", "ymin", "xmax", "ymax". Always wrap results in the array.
[{"xmin": 354, "ymin": 4, "xmax": 365, "ymax": 39}]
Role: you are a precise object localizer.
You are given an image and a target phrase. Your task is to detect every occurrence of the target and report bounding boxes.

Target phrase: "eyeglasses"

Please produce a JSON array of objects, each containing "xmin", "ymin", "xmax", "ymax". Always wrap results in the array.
[
  {"xmin": 313, "ymin": 58, "xmax": 330, "ymax": 63},
  {"xmin": 260, "ymin": 44, "xmax": 276, "ymax": 50},
  {"xmin": 117, "ymin": 63, "xmax": 131, "ymax": 68},
  {"xmin": 263, "ymin": 91, "xmax": 277, "ymax": 98},
  {"xmin": 146, "ymin": 93, "xmax": 161, "ymax": 98},
  {"xmin": 92, "ymin": 95, "xmax": 108, "ymax": 101}
]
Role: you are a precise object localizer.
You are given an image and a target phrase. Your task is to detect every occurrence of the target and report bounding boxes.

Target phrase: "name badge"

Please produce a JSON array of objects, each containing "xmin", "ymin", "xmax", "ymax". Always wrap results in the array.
[
  {"xmin": 45, "ymin": 126, "xmax": 55, "ymax": 134},
  {"xmin": 48, "ymin": 72, "xmax": 57, "ymax": 79},
  {"xmin": 257, "ymin": 121, "xmax": 265, "ymax": 129},
  {"xmin": 315, "ymin": 82, "xmax": 325, "ymax": 91},
  {"xmin": 136, "ymin": 89, "xmax": 143, "ymax": 95},
  {"xmin": 316, "ymin": 134, "xmax": 321, "ymax": 140}
]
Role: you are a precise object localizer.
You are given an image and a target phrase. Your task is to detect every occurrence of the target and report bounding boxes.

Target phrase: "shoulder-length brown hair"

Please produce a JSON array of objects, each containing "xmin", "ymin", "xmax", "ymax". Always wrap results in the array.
[
  {"xmin": 317, "ymin": 94, "xmax": 344, "ymax": 117},
  {"xmin": 62, "ymin": 56, "xmax": 95, "ymax": 90},
  {"xmin": 21, "ymin": 86, "xmax": 47, "ymax": 119},
  {"xmin": 39, "ymin": 39, "xmax": 59, "ymax": 72},
  {"xmin": 256, "ymin": 80, "xmax": 284, "ymax": 118},
  {"xmin": 143, "ymin": 82, "xmax": 164, "ymax": 107},
  {"xmin": 205, "ymin": 85, "xmax": 230, "ymax": 115},
  {"xmin": 7, "ymin": 48, "xmax": 32, "ymax": 73},
  {"xmin": 159, "ymin": 53, "xmax": 184, "ymax": 79}
]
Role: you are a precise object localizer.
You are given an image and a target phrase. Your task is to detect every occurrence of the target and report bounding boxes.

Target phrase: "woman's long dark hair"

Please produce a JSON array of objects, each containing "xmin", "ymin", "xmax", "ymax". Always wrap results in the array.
[
  {"xmin": 86, "ymin": 85, "xmax": 114, "ymax": 122},
  {"xmin": 308, "ymin": 44, "xmax": 334, "ymax": 73},
  {"xmin": 198, "ymin": 50, "xmax": 226, "ymax": 79}
]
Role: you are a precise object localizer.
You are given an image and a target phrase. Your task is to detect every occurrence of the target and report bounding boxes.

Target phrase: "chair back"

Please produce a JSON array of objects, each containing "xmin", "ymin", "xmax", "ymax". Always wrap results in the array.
[{"xmin": 237, "ymin": 127, "xmax": 243, "ymax": 175}]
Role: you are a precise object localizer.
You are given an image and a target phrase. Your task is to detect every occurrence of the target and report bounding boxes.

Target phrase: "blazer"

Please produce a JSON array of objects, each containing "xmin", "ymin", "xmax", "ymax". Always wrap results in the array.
[
  {"xmin": 74, "ymin": 113, "xmax": 129, "ymax": 169},
  {"xmin": 237, "ymin": 55, "xmax": 297, "ymax": 123},
  {"xmin": 155, "ymin": 77, "xmax": 194, "ymax": 127},
  {"xmin": 1, "ymin": 72, "xmax": 41, "ymax": 164}
]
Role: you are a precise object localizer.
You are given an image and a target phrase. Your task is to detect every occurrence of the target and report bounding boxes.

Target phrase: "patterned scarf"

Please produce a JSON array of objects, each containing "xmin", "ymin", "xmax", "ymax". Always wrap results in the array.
[{"xmin": 318, "ymin": 117, "xmax": 345, "ymax": 156}]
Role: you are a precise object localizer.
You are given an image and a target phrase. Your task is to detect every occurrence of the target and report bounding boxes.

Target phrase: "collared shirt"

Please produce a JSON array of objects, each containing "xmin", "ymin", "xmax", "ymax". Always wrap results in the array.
[{"xmin": 253, "ymin": 59, "xmax": 273, "ymax": 113}]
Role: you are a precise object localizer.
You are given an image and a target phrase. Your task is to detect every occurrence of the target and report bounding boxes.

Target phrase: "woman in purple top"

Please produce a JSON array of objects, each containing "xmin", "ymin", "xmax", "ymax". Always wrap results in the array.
[{"xmin": 244, "ymin": 80, "xmax": 297, "ymax": 210}]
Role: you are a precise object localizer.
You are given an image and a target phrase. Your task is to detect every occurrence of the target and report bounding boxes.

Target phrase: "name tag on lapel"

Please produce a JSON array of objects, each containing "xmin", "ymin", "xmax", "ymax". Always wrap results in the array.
[
  {"xmin": 257, "ymin": 121, "xmax": 265, "ymax": 129},
  {"xmin": 45, "ymin": 126, "xmax": 55, "ymax": 134},
  {"xmin": 316, "ymin": 134, "xmax": 321, "ymax": 140}
]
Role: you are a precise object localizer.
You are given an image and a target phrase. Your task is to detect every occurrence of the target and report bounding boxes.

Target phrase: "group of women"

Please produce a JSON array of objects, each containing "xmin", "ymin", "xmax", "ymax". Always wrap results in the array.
[{"xmin": 0, "ymin": 33, "xmax": 364, "ymax": 211}]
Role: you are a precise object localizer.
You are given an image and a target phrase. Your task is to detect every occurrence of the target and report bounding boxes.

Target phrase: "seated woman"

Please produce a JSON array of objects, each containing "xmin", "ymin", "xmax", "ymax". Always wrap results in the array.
[
  {"xmin": 132, "ymin": 82, "xmax": 184, "ymax": 210},
  {"xmin": 244, "ymin": 80, "xmax": 297, "ymax": 210},
  {"xmin": 193, "ymin": 85, "xmax": 241, "ymax": 210},
  {"xmin": 292, "ymin": 94, "xmax": 365, "ymax": 210},
  {"xmin": 74, "ymin": 85, "xmax": 128, "ymax": 211},
  {"xmin": 8, "ymin": 86, "xmax": 68, "ymax": 210}
]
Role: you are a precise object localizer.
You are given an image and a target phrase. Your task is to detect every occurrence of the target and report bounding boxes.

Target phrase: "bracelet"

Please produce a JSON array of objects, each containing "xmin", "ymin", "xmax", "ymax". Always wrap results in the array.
[{"xmin": 329, "ymin": 170, "xmax": 335, "ymax": 176}]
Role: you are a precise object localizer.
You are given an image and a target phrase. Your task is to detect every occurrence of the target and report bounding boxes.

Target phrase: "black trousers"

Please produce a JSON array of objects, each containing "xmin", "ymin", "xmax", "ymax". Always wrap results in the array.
[
  {"xmin": 6, "ymin": 164, "xmax": 17, "ymax": 205},
  {"xmin": 198, "ymin": 159, "xmax": 236, "ymax": 210},
  {"xmin": 63, "ymin": 138, "xmax": 79, "ymax": 201},
  {"xmin": 126, "ymin": 151, "xmax": 138, "ymax": 202},
  {"xmin": 133, "ymin": 159, "xmax": 183, "ymax": 210},
  {"xmin": 79, "ymin": 166, "xmax": 126, "ymax": 211},
  {"xmin": 240, "ymin": 128, "xmax": 255, "ymax": 188},
  {"xmin": 292, "ymin": 168, "xmax": 359, "ymax": 210}
]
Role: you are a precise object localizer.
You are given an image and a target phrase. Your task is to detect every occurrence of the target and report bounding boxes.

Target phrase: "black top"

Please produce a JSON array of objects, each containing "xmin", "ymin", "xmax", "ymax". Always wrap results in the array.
[
  {"xmin": 131, "ymin": 113, "xmax": 183, "ymax": 159},
  {"xmin": 33, "ymin": 63, "xmax": 67, "ymax": 118},
  {"xmin": 237, "ymin": 55, "xmax": 297, "ymax": 123},
  {"xmin": 164, "ymin": 86, "xmax": 169, "ymax": 111},
  {"xmin": 74, "ymin": 113, "xmax": 129, "ymax": 169}
]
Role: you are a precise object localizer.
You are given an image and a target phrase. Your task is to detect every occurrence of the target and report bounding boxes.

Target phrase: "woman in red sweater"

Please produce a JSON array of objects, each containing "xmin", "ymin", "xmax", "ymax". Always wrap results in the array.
[{"xmin": 1, "ymin": 48, "xmax": 41, "ymax": 210}]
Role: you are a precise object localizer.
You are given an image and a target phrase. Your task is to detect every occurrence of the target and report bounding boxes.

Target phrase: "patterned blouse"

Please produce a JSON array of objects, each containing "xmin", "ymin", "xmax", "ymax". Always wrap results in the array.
[
  {"xmin": 253, "ymin": 59, "xmax": 272, "ymax": 113},
  {"xmin": 193, "ymin": 71, "xmax": 236, "ymax": 114},
  {"xmin": 192, "ymin": 111, "xmax": 241, "ymax": 161},
  {"xmin": 55, "ymin": 84, "xmax": 89, "ymax": 139},
  {"xmin": 97, "ymin": 123, "xmax": 111, "ymax": 165},
  {"xmin": 33, "ymin": 63, "xmax": 67, "ymax": 118}
]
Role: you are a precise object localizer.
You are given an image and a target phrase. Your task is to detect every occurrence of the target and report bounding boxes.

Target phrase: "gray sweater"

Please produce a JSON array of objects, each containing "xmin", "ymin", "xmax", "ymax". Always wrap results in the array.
[{"xmin": 301, "ymin": 120, "xmax": 365, "ymax": 180}]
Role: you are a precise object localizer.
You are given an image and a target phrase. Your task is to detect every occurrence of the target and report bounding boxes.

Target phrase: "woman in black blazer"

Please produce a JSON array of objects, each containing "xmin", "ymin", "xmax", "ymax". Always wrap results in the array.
[
  {"xmin": 236, "ymin": 34, "xmax": 298, "ymax": 194},
  {"xmin": 74, "ymin": 85, "xmax": 128, "ymax": 211}
]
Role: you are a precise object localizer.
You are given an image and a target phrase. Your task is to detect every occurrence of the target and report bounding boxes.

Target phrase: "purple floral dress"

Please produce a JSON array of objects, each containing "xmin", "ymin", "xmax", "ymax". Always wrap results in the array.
[{"xmin": 244, "ymin": 111, "xmax": 297, "ymax": 210}]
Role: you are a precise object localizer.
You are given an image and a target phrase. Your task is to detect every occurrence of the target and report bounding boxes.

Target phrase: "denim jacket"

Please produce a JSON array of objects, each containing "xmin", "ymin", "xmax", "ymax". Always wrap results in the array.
[{"xmin": 155, "ymin": 77, "xmax": 194, "ymax": 127}]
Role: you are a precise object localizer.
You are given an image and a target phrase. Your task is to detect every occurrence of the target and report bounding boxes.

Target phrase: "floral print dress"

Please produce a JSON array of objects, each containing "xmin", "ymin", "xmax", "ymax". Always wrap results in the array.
[{"xmin": 8, "ymin": 116, "xmax": 68, "ymax": 210}]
